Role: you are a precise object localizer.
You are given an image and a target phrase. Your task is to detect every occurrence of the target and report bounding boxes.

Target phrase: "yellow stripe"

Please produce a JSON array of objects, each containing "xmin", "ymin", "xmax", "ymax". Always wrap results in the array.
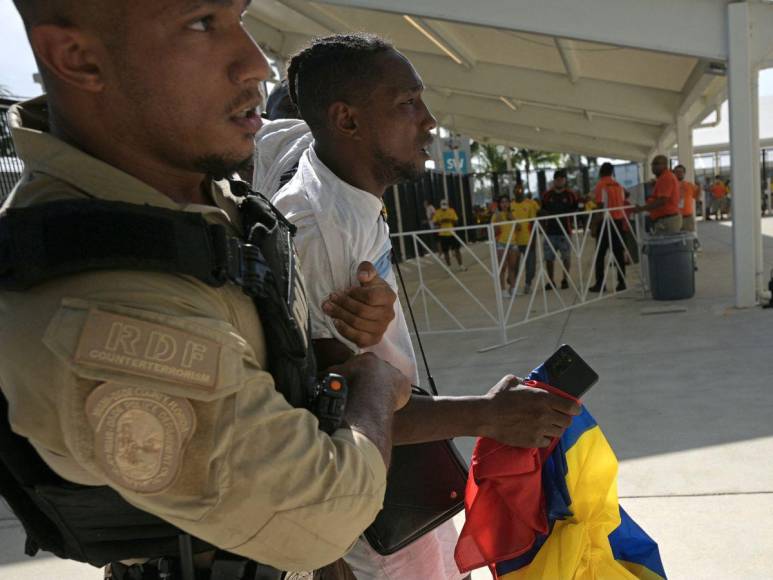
[
  {"xmin": 500, "ymin": 426, "xmax": 646, "ymax": 579},
  {"xmin": 618, "ymin": 560, "xmax": 666, "ymax": 580}
]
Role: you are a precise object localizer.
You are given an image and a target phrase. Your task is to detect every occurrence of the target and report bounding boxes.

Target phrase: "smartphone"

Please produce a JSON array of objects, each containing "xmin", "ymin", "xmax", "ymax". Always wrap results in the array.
[{"xmin": 542, "ymin": 344, "xmax": 599, "ymax": 399}]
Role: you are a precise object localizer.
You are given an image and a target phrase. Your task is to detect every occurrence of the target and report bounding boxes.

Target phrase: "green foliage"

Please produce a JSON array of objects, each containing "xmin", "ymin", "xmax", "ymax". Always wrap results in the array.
[{"xmin": 471, "ymin": 143, "xmax": 563, "ymax": 174}]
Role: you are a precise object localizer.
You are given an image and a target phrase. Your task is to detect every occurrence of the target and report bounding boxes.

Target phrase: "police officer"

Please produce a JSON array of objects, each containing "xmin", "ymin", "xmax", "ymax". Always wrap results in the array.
[{"xmin": 1, "ymin": 1, "xmax": 411, "ymax": 577}]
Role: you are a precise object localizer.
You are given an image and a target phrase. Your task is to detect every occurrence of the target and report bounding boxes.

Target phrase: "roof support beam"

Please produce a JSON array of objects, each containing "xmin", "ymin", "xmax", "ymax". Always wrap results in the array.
[
  {"xmin": 272, "ymin": 30, "xmax": 684, "ymax": 125},
  {"xmin": 316, "ymin": 0, "xmax": 731, "ymax": 60},
  {"xmin": 244, "ymin": 14, "xmax": 285, "ymax": 55},
  {"xmin": 678, "ymin": 61, "xmax": 714, "ymax": 116},
  {"xmin": 750, "ymin": 2, "xmax": 773, "ymax": 68},
  {"xmin": 554, "ymin": 38, "xmax": 581, "ymax": 83},
  {"xmin": 423, "ymin": 91, "xmax": 661, "ymax": 147},
  {"xmin": 273, "ymin": 0, "xmax": 347, "ymax": 33},
  {"xmin": 407, "ymin": 17, "xmax": 477, "ymax": 68},
  {"xmin": 404, "ymin": 50, "xmax": 682, "ymax": 125},
  {"xmin": 447, "ymin": 114, "xmax": 650, "ymax": 160}
]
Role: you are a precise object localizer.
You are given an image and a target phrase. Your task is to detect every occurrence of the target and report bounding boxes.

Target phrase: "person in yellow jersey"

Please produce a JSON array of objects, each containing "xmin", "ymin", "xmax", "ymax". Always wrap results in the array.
[
  {"xmin": 433, "ymin": 199, "xmax": 466, "ymax": 271},
  {"xmin": 510, "ymin": 186, "xmax": 538, "ymax": 294},
  {"xmin": 491, "ymin": 196, "xmax": 517, "ymax": 297}
]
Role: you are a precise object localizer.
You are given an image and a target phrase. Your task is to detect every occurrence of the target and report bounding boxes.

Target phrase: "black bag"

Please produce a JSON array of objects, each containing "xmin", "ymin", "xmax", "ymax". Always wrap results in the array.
[{"xmin": 363, "ymin": 252, "xmax": 468, "ymax": 556}]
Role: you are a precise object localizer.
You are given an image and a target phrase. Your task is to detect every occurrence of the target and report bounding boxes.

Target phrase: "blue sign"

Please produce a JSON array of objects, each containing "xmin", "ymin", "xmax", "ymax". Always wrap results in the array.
[{"xmin": 443, "ymin": 150, "xmax": 469, "ymax": 174}]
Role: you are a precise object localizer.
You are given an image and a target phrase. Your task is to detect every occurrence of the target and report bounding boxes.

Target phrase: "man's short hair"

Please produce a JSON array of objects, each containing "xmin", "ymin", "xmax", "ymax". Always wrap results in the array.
[
  {"xmin": 287, "ymin": 33, "xmax": 394, "ymax": 132},
  {"xmin": 599, "ymin": 162, "xmax": 615, "ymax": 177},
  {"xmin": 674, "ymin": 164, "xmax": 686, "ymax": 171},
  {"xmin": 553, "ymin": 169, "xmax": 567, "ymax": 179}
]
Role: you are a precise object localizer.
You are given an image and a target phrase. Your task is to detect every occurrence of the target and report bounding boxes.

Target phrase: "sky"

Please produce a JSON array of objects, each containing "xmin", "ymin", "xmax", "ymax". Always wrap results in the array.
[{"xmin": 2, "ymin": 0, "xmax": 772, "ymax": 131}]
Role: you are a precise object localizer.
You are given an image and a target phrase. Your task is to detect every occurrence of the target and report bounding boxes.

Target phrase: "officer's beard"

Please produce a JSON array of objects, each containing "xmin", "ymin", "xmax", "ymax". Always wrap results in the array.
[{"xmin": 194, "ymin": 154, "xmax": 253, "ymax": 181}]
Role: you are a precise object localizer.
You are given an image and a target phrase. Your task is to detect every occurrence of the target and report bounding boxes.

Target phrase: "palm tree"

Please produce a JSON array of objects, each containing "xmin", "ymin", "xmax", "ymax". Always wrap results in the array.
[
  {"xmin": 513, "ymin": 149, "xmax": 562, "ymax": 193},
  {"xmin": 473, "ymin": 142, "xmax": 510, "ymax": 174}
]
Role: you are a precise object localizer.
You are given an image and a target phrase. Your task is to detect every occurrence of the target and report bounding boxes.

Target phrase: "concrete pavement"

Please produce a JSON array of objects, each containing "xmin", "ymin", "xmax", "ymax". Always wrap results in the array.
[{"xmin": 1, "ymin": 217, "xmax": 772, "ymax": 579}]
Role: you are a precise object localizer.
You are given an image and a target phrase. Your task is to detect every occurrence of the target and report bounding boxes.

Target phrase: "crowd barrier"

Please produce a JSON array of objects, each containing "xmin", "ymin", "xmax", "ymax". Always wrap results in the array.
[{"xmin": 391, "ymin": 206, "xmax": 644, "ymax": 351}]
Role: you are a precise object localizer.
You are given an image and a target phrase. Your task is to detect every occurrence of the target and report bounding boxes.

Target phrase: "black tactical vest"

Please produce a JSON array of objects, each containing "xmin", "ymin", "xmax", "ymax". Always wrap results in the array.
[{"xmin": 0, "ymin": 181, "xmax": 317, "ymax": 567}]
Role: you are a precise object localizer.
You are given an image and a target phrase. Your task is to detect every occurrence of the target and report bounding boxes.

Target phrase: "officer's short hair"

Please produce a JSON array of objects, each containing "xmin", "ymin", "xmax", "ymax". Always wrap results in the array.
[
  {"xmin": 13, "ymin": 0, "xmax": 88, "ymax": 29},
  {"xmin": 287, "ymin": 33, "xmax": 394, "ymax": 132},
  {"xmin": 12, "ymin": 1, "xmax": 124, "ymax": 46}
]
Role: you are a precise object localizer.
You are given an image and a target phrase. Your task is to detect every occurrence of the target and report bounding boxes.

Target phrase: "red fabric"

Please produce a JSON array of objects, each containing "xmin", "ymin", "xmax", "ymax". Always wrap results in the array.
[{"xmin": 454, "ymin": 382, "xmax": 578, "ymax": 574}]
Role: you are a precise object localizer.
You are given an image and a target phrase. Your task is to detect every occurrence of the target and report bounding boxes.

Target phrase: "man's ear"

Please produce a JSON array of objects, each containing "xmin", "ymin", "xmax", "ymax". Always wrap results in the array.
[
  {"xmin": 327, "ymin": 101, "xmax": 361, "ymax": 140},
  {"xmin": 29, "ymin": 25, "xmax": 106, "ymax": 93}
]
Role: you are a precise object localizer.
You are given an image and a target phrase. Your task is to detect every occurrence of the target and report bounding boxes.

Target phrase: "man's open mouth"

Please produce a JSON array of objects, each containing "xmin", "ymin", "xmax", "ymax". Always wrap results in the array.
[{"xmin": 230, "ymin": 105, "xmax": 263, "ymax": 133}]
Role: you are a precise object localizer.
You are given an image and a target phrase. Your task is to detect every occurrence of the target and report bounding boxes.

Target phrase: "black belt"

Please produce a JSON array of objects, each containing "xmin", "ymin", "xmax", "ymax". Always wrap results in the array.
[{"xmin": 653, "ymin": 214, "xmax": 679, "ymax": 222}]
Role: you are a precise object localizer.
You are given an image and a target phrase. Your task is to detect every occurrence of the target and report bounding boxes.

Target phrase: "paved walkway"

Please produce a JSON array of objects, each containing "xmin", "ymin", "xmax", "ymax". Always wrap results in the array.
[
  {"xmin": 450, "ymin": 217, "xmax": 773, "ymax": 579},
  {"xmin": 2, "ymin": 218, "xmax": 772, "ymax": 579}
]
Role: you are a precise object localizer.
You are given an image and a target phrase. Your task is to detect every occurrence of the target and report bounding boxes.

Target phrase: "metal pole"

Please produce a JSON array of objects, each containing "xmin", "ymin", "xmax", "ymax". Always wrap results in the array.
[
  {"xmin": 677, "ymin": 114, "xmax": 695, "ymax": 183},
  {"xmin": 487, "ymin": 223, "xmax": 508, "ymax": 345},
  {"xmin": 752, "ymin": 68, "xmax": 764, "ymax": 298},
  {"xmin": 727, "ymin": 2, "xmax": 758, "ymax": 307}
]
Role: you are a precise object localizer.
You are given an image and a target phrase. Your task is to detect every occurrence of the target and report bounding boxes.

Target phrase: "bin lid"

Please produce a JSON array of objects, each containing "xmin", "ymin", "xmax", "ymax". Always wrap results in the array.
[{"xmin": 642, "ymin": 232, "xmax": 696, "ymax": 246}]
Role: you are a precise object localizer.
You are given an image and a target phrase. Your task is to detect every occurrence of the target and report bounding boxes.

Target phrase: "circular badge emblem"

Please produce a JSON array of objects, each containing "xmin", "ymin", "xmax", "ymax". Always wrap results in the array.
[{"xmin": 85, "ymin": 383, "xmax": 195, "ymax": 494}]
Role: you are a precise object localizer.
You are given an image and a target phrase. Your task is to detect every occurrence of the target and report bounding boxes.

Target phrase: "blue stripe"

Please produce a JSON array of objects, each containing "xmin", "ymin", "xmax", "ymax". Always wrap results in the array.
[
  {"xmin": 372, "ymin": 246, "xmax": 392, "ymax": 280},
  {"xmin": 609, "ymin": 507, "xmax": 667, "ymax": 578}
]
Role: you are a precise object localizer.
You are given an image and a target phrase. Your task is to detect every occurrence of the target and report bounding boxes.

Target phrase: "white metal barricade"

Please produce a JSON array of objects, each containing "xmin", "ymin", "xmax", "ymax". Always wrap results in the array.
[{"xmin": 390, "ymin": 206, "xmax": 644, "ymax": 351}]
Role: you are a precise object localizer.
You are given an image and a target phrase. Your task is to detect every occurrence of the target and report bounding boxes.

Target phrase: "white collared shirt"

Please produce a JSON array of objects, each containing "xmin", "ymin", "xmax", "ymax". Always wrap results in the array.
[{"xmin": 273, "ymin": 145, "xmax": 419, "ymax": 386}]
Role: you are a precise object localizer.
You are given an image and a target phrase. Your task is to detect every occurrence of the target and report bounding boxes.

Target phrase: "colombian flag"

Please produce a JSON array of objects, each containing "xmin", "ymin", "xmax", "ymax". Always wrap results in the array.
[{"xmin": 456, "ymin": 366, "xmax": 666, "ymax": 579}]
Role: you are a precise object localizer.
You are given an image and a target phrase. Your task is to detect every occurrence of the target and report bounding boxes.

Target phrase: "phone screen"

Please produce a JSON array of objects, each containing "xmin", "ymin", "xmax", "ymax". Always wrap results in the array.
[{"xmin": 543, "ymin": 344, "xmax": 599, "ymax": 399}]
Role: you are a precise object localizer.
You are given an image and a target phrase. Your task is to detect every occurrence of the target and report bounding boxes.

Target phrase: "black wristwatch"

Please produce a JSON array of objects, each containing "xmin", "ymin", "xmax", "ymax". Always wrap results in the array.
[{"xmin": 313, "ymin": 373, "xmax": 348, "ymax": 434}]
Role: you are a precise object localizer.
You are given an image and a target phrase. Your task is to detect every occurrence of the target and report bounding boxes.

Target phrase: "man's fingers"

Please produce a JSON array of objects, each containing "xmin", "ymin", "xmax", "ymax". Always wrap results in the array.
[
  {"xmin": 322, "ymin": 300, "xmax": 384, "ymax": 332},
  {"xmin": 346, "ymin": 284, "xmax": 397, "ymax": 308},
  {"xmin": 356, "ymin": 261, "xmax": 378, "ymax": 285},
  {"xmin": 331, "ymin": 318, "xmax": 377, "ymax": 348},
  {"xmin": 323, "ymin": 292, "xmax": 384, "ymax": 323},
  {"xmin": 542, "ymin": 424, "xmax": 566, "ymax": 440},
  {"xmin": 549, "ymin": 395, "xmax": 581, "ymax": 416}
]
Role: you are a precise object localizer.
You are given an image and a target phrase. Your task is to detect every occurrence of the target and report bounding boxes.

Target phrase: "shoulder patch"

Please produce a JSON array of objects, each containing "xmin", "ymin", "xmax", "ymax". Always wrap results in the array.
[
  {"xmin": 74, "ymin": 309, "xmax": 221, "ymax": 391},
  {"xmin": 85, "ymin": 383, "xmax": 196, "ymax": 494}
]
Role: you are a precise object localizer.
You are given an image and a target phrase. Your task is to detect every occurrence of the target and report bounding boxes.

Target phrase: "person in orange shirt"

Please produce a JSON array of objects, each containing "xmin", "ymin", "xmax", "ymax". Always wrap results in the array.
[
  {"xmin": 633, "ymin": 155, "xmax": 682, "ymax": 234},
  {"xmin": 708, "ymin": 175, "xmax": 729, "ymax": 220},
  {"xmin": 674, "ymin": 164, "xmax": 699, "ymax": 232},
  {"xmin": 589, "ymin": 163, "xmax": 628, "ymax": 292}
]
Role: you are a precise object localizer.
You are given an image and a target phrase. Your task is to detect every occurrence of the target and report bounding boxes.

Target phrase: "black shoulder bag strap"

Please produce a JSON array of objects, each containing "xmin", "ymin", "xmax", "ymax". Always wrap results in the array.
[
  {"xmin": 392, "ymin": 249, "xmax": 437, "ymax": 395},
  {"xmin": 363, "ymin": 249, "xmax": 468, "ymax": 556}
]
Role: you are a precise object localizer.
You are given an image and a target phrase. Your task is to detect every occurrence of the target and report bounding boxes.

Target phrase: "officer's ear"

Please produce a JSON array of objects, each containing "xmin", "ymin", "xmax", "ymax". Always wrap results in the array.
[
  {"xmin": 327, "ymin": 101, "xmax": 360, "ymax": 140},
  {"xmin": 29, "ymin": 25, "xmax": 106, "ymax": 93}
]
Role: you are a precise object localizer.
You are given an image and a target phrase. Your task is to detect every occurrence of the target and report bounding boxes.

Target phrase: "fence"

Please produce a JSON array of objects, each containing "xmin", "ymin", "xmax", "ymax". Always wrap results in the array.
[
  {"xmin": 1, "ymin": 99, "xmax": 24, "ymax": 201},
  {"xmin": 391, "ymin": 206, "xmax": 643, "ymax": 351}
]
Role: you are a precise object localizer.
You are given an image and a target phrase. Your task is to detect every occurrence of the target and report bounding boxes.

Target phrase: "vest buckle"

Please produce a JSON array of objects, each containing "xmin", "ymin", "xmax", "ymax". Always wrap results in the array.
[{"xmin": 224, "ymin": 237, "xmax": 271, "ymax": 297}]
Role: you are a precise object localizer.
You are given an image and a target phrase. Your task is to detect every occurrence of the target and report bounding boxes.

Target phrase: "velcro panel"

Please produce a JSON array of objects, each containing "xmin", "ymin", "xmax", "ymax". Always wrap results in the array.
[{"xmin": 0, "ymin": 199, "xmax": 225, "ymax": 290}]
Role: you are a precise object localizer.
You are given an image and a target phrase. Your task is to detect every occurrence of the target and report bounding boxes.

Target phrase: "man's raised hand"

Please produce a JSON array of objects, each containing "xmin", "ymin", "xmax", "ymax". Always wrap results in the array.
[{"xmin": 321, "ymin": 261, "xmax": 397, "ymax": 348}]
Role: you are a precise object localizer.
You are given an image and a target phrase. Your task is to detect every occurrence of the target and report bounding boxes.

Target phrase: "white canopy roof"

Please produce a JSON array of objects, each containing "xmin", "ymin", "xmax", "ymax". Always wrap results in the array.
[{"xmin": 245, "ymin": 0, "xmax": 773, "ymax": 161}]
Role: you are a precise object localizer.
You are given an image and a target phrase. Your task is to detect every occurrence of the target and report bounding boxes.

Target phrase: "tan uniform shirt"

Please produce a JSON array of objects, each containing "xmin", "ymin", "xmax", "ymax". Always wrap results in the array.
[{"xmin": 0, "ymin": 98, "xmax": 386, "ymax": 572}]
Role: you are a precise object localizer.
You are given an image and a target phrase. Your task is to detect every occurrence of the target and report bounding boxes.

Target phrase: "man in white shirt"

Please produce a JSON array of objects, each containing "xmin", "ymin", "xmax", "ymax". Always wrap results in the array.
[{"xmin": 268, "ymin": 33, "xmax": 579, "ymax": 579}]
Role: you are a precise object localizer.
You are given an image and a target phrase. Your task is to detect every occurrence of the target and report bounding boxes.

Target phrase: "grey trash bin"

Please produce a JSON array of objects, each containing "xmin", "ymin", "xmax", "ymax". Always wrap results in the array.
[{"xmin": 642, "ymin": 233, "xmax": 695, "ymax": 300}]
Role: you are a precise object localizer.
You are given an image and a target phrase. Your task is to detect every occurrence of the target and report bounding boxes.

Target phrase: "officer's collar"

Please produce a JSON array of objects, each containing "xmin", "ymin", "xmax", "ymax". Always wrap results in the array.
[{"xmin": 9, "ymin": 96, "xmax": 238, "ymax": 221}]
